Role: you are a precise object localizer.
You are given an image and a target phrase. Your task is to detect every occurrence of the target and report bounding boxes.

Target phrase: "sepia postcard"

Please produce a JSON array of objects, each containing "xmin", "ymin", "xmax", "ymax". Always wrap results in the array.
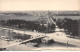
[{"xmin": 0, "ymin": 0, "xmax": 80, "ymax": 51}]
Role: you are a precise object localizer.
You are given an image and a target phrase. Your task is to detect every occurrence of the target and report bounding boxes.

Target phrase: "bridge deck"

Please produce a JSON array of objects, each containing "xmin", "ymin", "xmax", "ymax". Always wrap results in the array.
[{"xmin": 3, "ymin": 36, "xmax": 45, "ymax": 48}]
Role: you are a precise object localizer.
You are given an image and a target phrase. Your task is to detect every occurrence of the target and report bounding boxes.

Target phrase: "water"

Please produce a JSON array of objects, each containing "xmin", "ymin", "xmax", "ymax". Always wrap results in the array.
[{"xmin": 0, "ymin": 27, "xmax": 80, "ymax": 51}]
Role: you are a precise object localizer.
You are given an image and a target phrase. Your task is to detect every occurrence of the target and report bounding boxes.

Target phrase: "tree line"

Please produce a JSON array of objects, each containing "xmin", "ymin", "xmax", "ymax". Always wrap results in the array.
[
  {"xmin": 0, "ymin": 18, "xmax": 80, "ymax": 36},
  {"xmin": 0, "ymin": 19, "xmax": 55, "ymax": 33},
  {"xmin": 56, "ymin": 18, "xmax": 80, "ymax": 36}
]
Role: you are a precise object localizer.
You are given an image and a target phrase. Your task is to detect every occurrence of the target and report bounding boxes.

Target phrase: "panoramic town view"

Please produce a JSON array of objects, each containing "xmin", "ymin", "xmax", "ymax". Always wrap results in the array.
[{"xmin": 0, "ymin": 11, "xmax": 80, "ymax": 51}]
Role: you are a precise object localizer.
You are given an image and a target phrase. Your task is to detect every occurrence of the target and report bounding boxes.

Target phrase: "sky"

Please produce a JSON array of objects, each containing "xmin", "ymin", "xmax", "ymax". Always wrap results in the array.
[{"xmin": 0, "ymin": 0, "xmax": 80, "ymax": 11}]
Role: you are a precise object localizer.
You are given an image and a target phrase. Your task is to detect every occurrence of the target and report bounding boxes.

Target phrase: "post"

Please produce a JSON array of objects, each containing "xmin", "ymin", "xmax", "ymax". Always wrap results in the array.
[
  {"xmin": 66, "ymin": 41, "xmax": 68, "ymax": 47},
  {"xmin": 79, "ymin": 20, "xmax": 80, "ymax": 37}
]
